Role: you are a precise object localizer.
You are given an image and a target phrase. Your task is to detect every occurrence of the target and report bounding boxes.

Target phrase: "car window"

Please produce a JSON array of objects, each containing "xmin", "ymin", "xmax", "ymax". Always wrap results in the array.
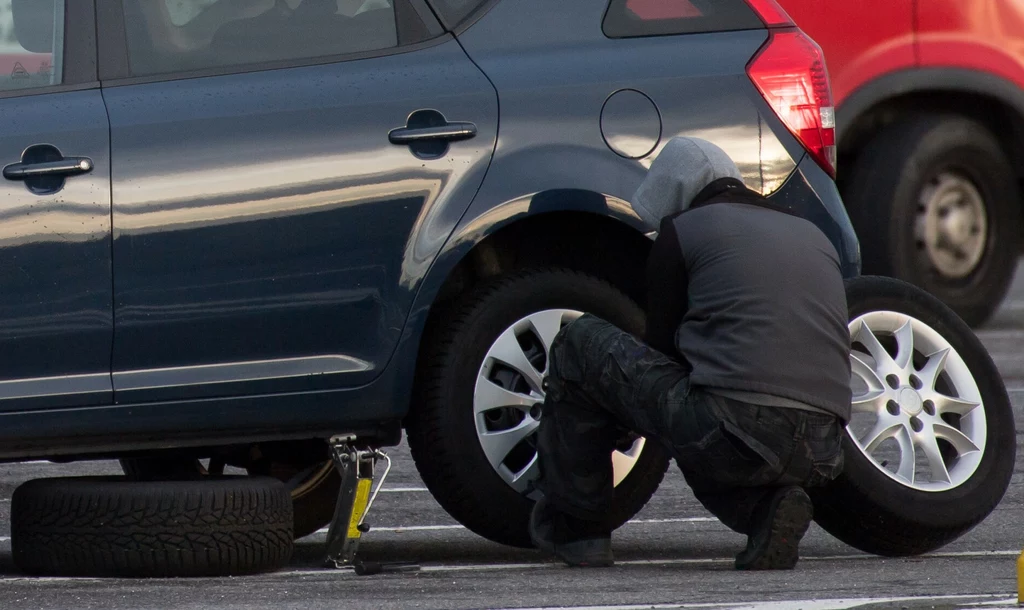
[
  {"xmin": 0, "ymin": 0, "xmax": 62, "ymax": 92},
  {"xmin": 603, "ymin": 0, "xmax": 762, "ymax": 38},
  {"xmin": 122, "ymin": 0, "xmax": 408, "ymax": 77},
  {"xmin": 428, "ymin": 0, "xmax": 487, "ymax": 28}
]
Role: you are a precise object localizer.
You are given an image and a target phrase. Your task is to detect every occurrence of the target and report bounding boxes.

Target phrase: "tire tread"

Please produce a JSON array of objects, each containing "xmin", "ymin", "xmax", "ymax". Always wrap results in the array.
[{"xmin": 11, "ymin": 476, "xmax": 294, "ymax": 577}]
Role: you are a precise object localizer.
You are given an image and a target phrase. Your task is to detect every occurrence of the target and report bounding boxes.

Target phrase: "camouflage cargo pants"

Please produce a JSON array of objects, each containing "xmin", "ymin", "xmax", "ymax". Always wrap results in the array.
[{"xmin": 535, "ymin": 314, "xmax": 845, "ymax": 534}]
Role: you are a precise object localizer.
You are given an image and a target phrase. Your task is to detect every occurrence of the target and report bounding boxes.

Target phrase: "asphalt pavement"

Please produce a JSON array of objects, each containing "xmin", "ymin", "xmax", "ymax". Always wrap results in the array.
[{"xmin": 2, "ymin": 271, "xmax": 1024, "ymax": 609}]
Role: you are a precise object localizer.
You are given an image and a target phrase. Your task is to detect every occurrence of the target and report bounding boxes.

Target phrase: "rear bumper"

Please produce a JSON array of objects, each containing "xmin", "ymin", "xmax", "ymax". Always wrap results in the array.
[{"xmin": 766, "ymin": 155, "xmax": 862, "ymax": 279}]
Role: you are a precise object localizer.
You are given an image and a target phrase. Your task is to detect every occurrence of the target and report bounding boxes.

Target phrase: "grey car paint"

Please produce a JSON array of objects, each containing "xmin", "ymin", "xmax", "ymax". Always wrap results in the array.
[
  {"xmin": 0, "ymin": 0, "xmax": 860, "ymax": 459},
  {"xmin": 102, "ymin": 36, "xmax": 498, "ymax": 404},
  {"xmin": 0, "ymin": 91, "xmax": 113, "ymax": 412}
]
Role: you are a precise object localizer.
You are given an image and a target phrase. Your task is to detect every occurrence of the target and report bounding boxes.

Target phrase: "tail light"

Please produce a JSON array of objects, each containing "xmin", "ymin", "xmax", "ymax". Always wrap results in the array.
[
  {"xmin": 744, "ymin": 0, "xmax": 837, "ymax": 178},
  {"xmin": 744, "ymin": 0, "xmax": 796, "ymax": 27}
]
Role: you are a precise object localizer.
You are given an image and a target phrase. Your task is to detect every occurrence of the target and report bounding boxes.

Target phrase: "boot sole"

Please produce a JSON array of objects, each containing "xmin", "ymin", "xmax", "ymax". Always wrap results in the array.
[
  {"xmin": 736, "ymin": 488, "xmax": 813, "ymax": 571},
  {"xmin": 557, "ymin": 538, "xmax": 614, "ymax": 568},
  {"xmin": 529, "ymin": 501, "xmax": 613, "ymax": 567}
]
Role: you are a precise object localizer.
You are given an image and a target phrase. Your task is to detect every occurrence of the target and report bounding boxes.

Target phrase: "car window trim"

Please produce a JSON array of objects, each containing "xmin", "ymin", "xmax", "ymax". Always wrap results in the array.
[
  {"xmin": 0, "ymin": 81, "xmax": 99, "ymax": 100},
  {"xmin": 64, "ymin": 0, "xmax": 98, "ymax": 85},
  {"xmin": 0, "ymin": 0, "xmax": 97, "ymax": 99},
  {"xmin": 404, "ymin": 0, "xmax": 445, "ymax": 39},
  {"xmin": 426, "ymin": 0, "xmax": 500, "ymax": 34},
  {"xmin": 96, "ymin": 0, "xmax": 447, "ymax": 83},
  {"xmin": 98, "ymin": 34, "xmax": 453, "ymax": 88}
]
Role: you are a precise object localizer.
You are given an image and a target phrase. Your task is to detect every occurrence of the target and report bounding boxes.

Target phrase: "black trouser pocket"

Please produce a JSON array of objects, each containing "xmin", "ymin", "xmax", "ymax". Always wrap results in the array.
[{"xmin": 675, "ymin": 421, "xmax": 780, "ymax": 488}]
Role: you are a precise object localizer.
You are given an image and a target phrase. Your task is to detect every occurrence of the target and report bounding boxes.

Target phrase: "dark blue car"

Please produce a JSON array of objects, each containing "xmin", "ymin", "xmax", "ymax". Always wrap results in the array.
[{"xmin": 0, "ymin": 0, "xmax": 858, "ymax": 544}]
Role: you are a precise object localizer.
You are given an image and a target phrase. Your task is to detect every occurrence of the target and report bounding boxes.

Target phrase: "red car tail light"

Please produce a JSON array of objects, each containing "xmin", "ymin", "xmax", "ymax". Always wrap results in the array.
[
  {"xmin": 746, "ymin": 29, "xmax": 837, "ymax": 178},
  {"xmin": 744, "ymin": 0, "xmax": 795, "ymax": 27}
]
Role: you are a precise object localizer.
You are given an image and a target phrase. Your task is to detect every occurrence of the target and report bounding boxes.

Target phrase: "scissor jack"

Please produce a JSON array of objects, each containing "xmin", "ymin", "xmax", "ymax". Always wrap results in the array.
[{"xmin": 322, "ymin": 435, "xmax": 419, "ymax": 575}]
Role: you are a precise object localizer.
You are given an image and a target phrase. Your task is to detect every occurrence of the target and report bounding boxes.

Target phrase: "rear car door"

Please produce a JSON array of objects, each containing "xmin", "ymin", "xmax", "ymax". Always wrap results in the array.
[
  {"xmin": 0, "ymin": 0, "xmax": 112, "ymax": 411},
  {"xmin": 98, "ymin": 0, "xmax": 497, "ymax": 403}
]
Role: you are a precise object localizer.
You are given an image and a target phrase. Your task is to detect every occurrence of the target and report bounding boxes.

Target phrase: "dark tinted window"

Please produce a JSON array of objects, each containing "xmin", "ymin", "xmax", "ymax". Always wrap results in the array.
[
  {"xmin": 603, "ymin": 0, "xmax": 762, "ymax": 38},
  {"xmin": 428, "ymin": 0, "xmax": 487, "ymax": 28},
  {"xmin": 123, "ymin": 0, "xmax": 427, "ymax": 77},
  {"xmin": 0, "ymin": 0, "xmax": 63, "ymax": 91}
]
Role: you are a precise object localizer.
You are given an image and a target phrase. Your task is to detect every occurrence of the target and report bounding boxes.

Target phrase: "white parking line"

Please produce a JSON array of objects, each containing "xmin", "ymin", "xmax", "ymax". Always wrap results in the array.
[
  {"xmin": 0, "ymin": 537, "xmax": 9, "ymax": 542},
  {"xmin": 379, "ymin": 487, "xmax": 428, "ymax": 493},
  {"xmin": 263, "ymin": 549, "xmax": 1023, "ymax": 580},
  {"xmin": 311, "ymin": 516, "xmax": 719, "ymax": 536},
  {"xmin": 0, "ymin": 551, "xmax": 1017, "ymax": 585},
  {"xmin": 492, "ymin": 594, "xmax": 1014, "ymax": 610}
]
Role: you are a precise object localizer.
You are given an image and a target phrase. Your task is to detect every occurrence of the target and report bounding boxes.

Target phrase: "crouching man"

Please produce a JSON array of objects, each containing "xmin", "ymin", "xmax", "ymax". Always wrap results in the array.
[{"xmin": 530, "ymin": 137, "xmax": 851, "ymax": 570}]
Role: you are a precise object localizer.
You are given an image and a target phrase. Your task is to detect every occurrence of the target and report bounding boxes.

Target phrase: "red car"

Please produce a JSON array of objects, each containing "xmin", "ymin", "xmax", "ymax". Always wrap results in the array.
[{"xmin": 780, "ymin": 0, "xmax": 1024, "ymax": 326}]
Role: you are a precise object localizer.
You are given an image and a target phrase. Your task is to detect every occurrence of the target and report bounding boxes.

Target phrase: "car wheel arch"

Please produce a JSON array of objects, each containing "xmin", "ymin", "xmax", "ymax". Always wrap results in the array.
[
  {"xmin": 837, "ymin": 68, "xmax": 1024, "ymax": 177},
  {"xmin": 388, "ymin": 192, "xmax": 653, "ymax": 414}
]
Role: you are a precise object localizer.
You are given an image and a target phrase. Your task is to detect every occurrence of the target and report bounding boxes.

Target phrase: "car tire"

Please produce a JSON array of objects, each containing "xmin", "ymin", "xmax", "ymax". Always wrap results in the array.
[
  {"xmin": 11, "ymin": 476, "xmax": 294, "ymax": 577},
  {"xmin": 843, "ymin": 114, "xmax": 1021, "ymax": 327},
  {"xmin": 121, "ymin": 453, "xmax": 337, "ymax": 540},
  {"xmin": 809, "ymin": 275, "xmax": 1016, "ymax": 557},
  {"xmin": 248, "ymin": 458, "xmax": 338, "ymax": 540},
  {"xmin": 406, "ymin": 268, "xmax": 671, "ymax": 548}
]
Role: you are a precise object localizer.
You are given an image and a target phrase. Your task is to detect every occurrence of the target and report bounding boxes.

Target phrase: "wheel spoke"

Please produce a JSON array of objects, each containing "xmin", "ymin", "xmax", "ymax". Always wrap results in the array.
[
  {"xmin": 893, "ymin": 319, "xmax": 915, "ymax": 370},
  {"xmin": 489, "ymin": 329, "xmax": 545, "ymax": 393},
  {"xmin": 474, "ymin": 378, "xmax": 537, "ymax": 416},
  {"xmin": 917, "ymin": 348, "xmax": 950, "ymax": 391},
  {"xmin": 612, "ymin": 443, "xmax": 642, "ymax": 478},
  {"xmin": 478, "ymin": 418, "xmax": 540, "ymax": 468},
  {"xmin": 920, "ymin": 433, "xmax": 951, "ymax": 484},
  {"xmin": 894, "ymin": 427, "xmax": 916, "ymax": 484},
  {"xmin": 528, "ymin": 310, "xmax": 570, "ymax": 357},
  {"xmin": 507, "ymin": 454, "xmax": 539, "ymax": 494},
  {"xmin": 850, "ymin": 353, "xmax": 885, "ymax": 391},
  {"xmin": 851, "ymin": 389, "xmax": 886, "ymax": 414},
  {"xmin": 933, "ymin": 422, "xmax": 981, "ymax": 455},
  {"xmin": 931, "ymin": 392, "xmax": 980, "ymax": 416},
  {"xmin": 854, "ymin": 322, "xmax": 897, "ymax": 372},
  {"xmin": 861, "ymin": 419, "xmax": 902, "ymax": 453}
]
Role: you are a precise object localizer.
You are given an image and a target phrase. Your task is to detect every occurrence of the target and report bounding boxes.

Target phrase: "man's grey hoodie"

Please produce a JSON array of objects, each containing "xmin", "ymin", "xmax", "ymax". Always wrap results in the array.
[{"xmin": 634, "ymin": 137, "xmax": 852, "ymax": 422}]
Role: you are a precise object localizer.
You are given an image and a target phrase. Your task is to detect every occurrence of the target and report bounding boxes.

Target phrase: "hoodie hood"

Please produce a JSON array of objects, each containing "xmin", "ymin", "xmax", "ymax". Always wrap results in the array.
[{"xmin": 632, "ymin": 137, "xmax": 743, "ymax": 230}]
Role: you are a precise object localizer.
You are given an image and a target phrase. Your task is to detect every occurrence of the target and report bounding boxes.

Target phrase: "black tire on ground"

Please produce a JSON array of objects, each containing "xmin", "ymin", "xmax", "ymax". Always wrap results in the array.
[
  {"xmin": 120, "ymin": 453, "xmax": 337, "ymax": 540},
  {"xmin": 809, "ymin": 275, "xmax": 1016, "ymax": 557},
  {"xmin": 12, "ymin": 476, "xmax": 294, "ymax": 577},
  {"xmin": 843, "ymin": 114, "xmax": 1021, "ymax": 327},
  {"xmin": 406, "ymin": 268, "xmax": 671, "ymax": 548},
  {"xmin": 251, "ymin": 459, "xmax": 338, "ymax": 540}
]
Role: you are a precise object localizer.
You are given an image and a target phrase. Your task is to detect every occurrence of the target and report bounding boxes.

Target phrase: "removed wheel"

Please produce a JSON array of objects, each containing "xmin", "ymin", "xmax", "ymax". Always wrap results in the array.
[
  {"xmin": 406, "ymin": 268, "xmax": 671, "ymax": 548},
  {"xmin": 843, "ymin": 114, "xmax": 1021, "ymax": 327},
  {"xmin": 121, "ymin": 445, "xmax": 338, "ymax": 540},
  {"xmin": 810, "ymin": 275, "xmax": 1016, "ymax": 556},
  {"xmin": 12, "ymin": 476, "xmax": 294, "ymax": 577}
]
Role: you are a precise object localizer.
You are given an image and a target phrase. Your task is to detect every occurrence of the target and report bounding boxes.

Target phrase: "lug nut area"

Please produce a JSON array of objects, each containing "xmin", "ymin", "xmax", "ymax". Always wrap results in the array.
[
  {"xmin": 886, "ymin": 374, "xmax": 900, "ymax": 389},
  {"xmin": 530, "ymin": 404, "xmax": 543, "ymax": 420},
  {"xmin": 910, "ymin": 416, "xmax": 924, "ymax": 433},
  {"xmin": 923, "ymin": 400, "xmax": 935, "ymax": 416},
  {"xmin": 886, "ymin": 400, "xmax": 900, "ymax": 415},
  {"xmin": 909, "ymin": 374, "xmax": 923, "ymax": 390}
]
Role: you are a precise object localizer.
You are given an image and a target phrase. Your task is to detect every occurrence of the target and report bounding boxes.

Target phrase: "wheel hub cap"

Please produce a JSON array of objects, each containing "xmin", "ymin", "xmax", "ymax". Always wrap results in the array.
[
  {"xmin": 848, "ymin": 311, "xmax": 986, "ymax": 492},
  {"xmin": 899, "ymin": 387, "xmax": 923, "ymax": 416},
  {"xmin": 915, "ymin": 172, "xmax": 987, "ymax": 279},
  {"xmin": 473, "ymin": 309, "xmax": 645, "ymax": 497}
]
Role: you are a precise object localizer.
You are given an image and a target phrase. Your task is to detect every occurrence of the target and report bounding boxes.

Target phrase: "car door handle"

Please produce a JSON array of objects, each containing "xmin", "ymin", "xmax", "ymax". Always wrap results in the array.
[
  {"xmin": 388, "ymin": 122, "xmax": 477, "ymax": 144},
  {"xmin": 3, "ymin": 157, "xmax": 94, "ymax": 181}
]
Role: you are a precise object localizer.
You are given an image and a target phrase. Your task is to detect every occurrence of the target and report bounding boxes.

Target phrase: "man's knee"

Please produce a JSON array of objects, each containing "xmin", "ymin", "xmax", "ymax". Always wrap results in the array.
[{"xmin": 547, "ymin": 314, "xmax": 610, "ymax": 384}]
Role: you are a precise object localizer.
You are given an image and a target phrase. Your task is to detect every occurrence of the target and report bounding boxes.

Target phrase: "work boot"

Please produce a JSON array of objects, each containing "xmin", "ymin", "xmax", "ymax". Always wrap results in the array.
[
  {"xmin": 529, "ymin": 498, "xmax": 613, "ymax": 567},
  {"xmin": 734, "ymin": 486, "xmax": 813, "ymax": 571}
]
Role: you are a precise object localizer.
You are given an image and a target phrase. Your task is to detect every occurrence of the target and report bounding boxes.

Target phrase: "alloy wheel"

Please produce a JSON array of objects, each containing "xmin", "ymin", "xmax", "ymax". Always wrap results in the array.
[
  {"xmin": 848, "ymin": 311, "xmax": 986, "ymax": 491},
  {"xmin": 473, "ymin": 309, "xmax": 646, "ymax": 496}
]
